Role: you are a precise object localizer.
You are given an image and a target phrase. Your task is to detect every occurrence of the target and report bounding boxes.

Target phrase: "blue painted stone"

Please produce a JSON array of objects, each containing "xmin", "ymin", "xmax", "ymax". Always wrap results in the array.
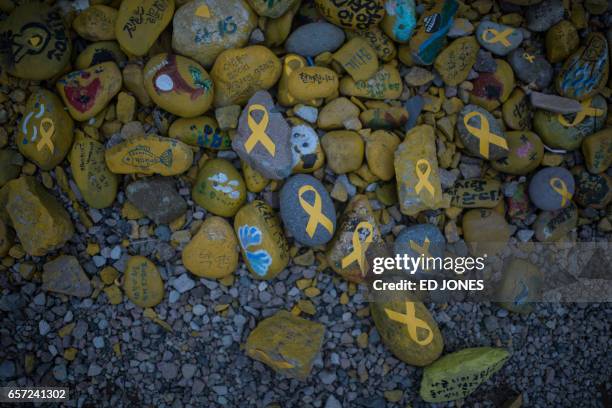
[
  {"xmin": 279, "ymin": 174, "xmax": 336, "ymax": 246},
  {"xmin": 508, "ymin": 48, "xmax": 553, "ymax": 89},
  {"xmin": 382, "ymin": 0, "xmax": 417, "ymax": 43},
  {"xmin": 409, "ymin": 0, "xmax": 458, "ymax": 65},
  {"xmin": 404, "ymin": 95, "xmax": 424, "ymax": 130},
  {"xmin": 528, "ymin": 167, "xmax": 575, "ymax": 211},
  {"xmin": 393, "ymin": 224, "xmax": 446, "ymax": 276},
  {"xmin": 476, "ymin": 21, "xmax": 523, "ymax": 57}
]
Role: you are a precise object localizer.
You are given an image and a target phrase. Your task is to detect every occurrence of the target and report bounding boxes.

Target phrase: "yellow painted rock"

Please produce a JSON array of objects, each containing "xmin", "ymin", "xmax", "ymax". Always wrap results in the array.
[
  {"xmin": 234, "ymin": 200, "xmax": 289, "ymax": 280},
  {"xmin": 56, "ymin": 62, "xmax": 122, "ymax": 121},
  {"xmin": 123, "ymin": 64, "xmax": 152, "ymax": 106},
  {"xmin": 69, "ymin": 133, "xmax": 118, "ymax": 209},
  {"xmin": 242, "ymin": 161, "xmax": 269, "ymax": 193},
  {"xmin": 17, "ymin": 89, "xmax": 74, "ymax": 171},
  {"xmin": 123, "ymin": 256, "xmax": 164, "ymax": 308},
  {"xmin": 291, "ymin": 124, "xmax": 325, "ymax": 173},
  {"xmin": 491, "ymin": 131, "xmax": 544, "ymax": 175},
  {"xmin": 287, "ymin": 67, "xmax": 339, "ymax": 101},
  {"xmin": 350, "ymin": 27, "xmax": 397, "ymax": 62},
  {"xmin": 6, "ymin": 177, "xmax": 74, "ymax": 257},
  {"xmin": 315, "ymin": 0, "xmax": 385, "ymax": 30},
  {"xmin": 182, "ymin": 216, "xmax": 239, "ymax": 279},
  {"xmin": 333, "ymin": 37, "xmax": 379, "ymax": 81},
  {"xmin": 462, "ymin": 209, "xmax": 511, "ymax": 257},
  {"xmin": 172, "ymin": 0, "xmax": 257, "ymax": 67},
  {"xmin": 434, "ymin": 36, "xmax": 479, "ymax": 86},
  {"xmin": 0, "ymin": 218, "xmax": 13, "ymax": 257},
  {"xmin": 192, "ymin": 158, "xmax": 246, "ymax": 217},
  {"xmin": 317, "ymin": 97, "xmax": 360, "ymax": 130},
  {"xmin": 469, "ymin": 59, "xmax": 515, "ymax": 111},
  {"xmin": 340, "ymin": 64, "xmax": 403, "ymax": 100},
  {"xmin": 115, "ymin": 0, "xmax": 175, "ymax": 56},
  {"xmin": 245, "ymin": 310, "xmax": 325, "ymax": 380},
  {"xmin": 247, "ymin": 0, "xmax": 299, "ymax": 18},
  {"xmin": 211, "ymin": 45, "xmax": 282, "ymax": 107},
  {"xmin": 0, "ymin": 149, "xmax": 21, "ymax": 187},
  {"xmin": 371, "ymin": 291, "xmax": 443, "ymax": 366},
  {"xmin": 582, "ymin": 128, "xmax": 612, "ymax": 174},
  {"xmin": 279, "ymin": 54, "xmax": 321, "ymax": 107},
  {"xmin": 75, "ymin": 41, "xmax": 127, "ymax": 69},
  {"xmin": 105, "ymin": 135, "xmax": 194, "ymax": 176},
  {"xmin": 359, "ymin": 105, "xmax": 409, "ymax": 130},
  {"xmin": 0, "ymin": 3, "xmax": 71, "ymax": 80},
  {"xmin": 169, "ymin": 116, "xmax": 231, "ymax": 149},
  {"xmin": 364, "ymin": 130, "xmax": 400, "ymax": 181},
  {"xmin": 264, "ymin": 0, "xmax": 301, "ymax": 47},
  {"xmin": 144, "ymin": 53, "xmax": 214, "ymax": 118},
  {"xmin": 326, "ymin": 194, "xmax": 383, "ymax": 282},
  {"xmin": 502, "ymin": 88, "xmax": 531, "ymax": 130},
  {"xmin": 395, "ymin": 125, "xmax": 447, "ymax": 216},
  {"xmin": 321, "ymin": 130, "xmax": 364, "ymax": 174},
  {"xmin": 73, "ymin": 5, "xmax": 117, "ymax": 41},
  {"xmin": 546, "ymin": 20, "xmax": 579, "ymax": 63},
  {"xmin": 449, "ymin": 179, "xmax": 501, "ymax": 208}
]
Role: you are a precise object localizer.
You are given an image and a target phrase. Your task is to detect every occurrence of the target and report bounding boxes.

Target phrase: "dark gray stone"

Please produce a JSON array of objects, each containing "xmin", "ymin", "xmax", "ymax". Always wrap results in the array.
[
  {"xmin": 526, "ymin": 0, "xmax": 564, "ymax": 32},
  {"xmin": 126, "ymin": 177, "xmax": 187, "ymax": 224},
  {"xmin": 457, "ymin": 105, "xmax": 508, "ymax": 160},
  {"xmin": 508, "ymin": 49, "xmax": 553, "ymax": 89},
  {"xmin": 476, "ymin": 21, "xmax": 523, "ymax": 56},
  {"xmin": 393, "ymin": 224, "xmax": 446, "ymax": 276},
  {"xmin": 286, "ymin": 22, "xmax": 345, "ymax": 57},
  {"xmin": 529, "ymin": 167, "xmax": 575, "ymax": 211},
  {"xmin": 474, "ymin": 49, "xmax": 497, "ymax": 73},
  {"xmin": 279, "ymin": 174, "xmax": 336, "ymax": 247}
]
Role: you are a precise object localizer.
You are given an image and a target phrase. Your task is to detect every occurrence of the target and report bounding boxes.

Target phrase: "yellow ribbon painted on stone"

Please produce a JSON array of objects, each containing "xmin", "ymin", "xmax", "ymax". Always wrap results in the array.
[
  {"xmin": 245, "ymin": 104, "xmax": 276, "ymax": 156},
  {"xmin": 385, "ymin": 301, "xmax": 434, "ymax": 346},
  {"xmin": 415, "ymin": 159, "xmax": 435, "ymax": 197},
  {"xmin": 341, "ymin": 221, "xmax": 374, "ymax": 277},
  {"xmin": 298, "ymin": 185, "xmax": 334, "ymax": 238},
  {"xmin": 410, "ymin": 237, "xmax": 431, "ymax": 258},
  {"xmin": 463, "ymin": 111, "xmax": 508, "ymax": 159},
  {"xmin": 251, "ymin": 349, "xmax": 295, "ymax": 369},
  {"xmin": 558, "ymin": 99, "xmax": 604, "ymax": 128},
  {"xmin": 284, "ymin": 55, "xmax": 304, "ymax": 77},
  {"xmin": 523, "ymin": 53, "xmax": 535, "ymax": 63},
  {"xmin": 549, "ymin": 178, "xmax": 572, "ymax": 207},
  {"xmin": 37, "ymin": 118, "xmax": 55, "ymax": 153},
  {"xmin": 481, "ymin": 28, "xmax": 513, "ymax": 47}
]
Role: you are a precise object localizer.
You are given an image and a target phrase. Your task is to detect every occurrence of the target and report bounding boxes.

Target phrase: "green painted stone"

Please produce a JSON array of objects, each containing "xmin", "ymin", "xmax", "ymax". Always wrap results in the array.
[
  {"xmin": 491, "ymin": 131, "xmax": 544, "ymax": 175},
  {"xmin": 420, "ymin": 347, "xmax": 510, "ymax": 403},
  {"xmin": 534, "ymin": 203, "xmax": 578, "ymax": 242},
  {"xmin": 192, "ymin": 159, "xmax": 246, "ymax": 217},
  {"xmin": 572, "ymin": 166, "xmax": 612, "ymax": 209},
  {"xmin": 169, "ymin": 116, "xmax": 231, "ymax": 149}
]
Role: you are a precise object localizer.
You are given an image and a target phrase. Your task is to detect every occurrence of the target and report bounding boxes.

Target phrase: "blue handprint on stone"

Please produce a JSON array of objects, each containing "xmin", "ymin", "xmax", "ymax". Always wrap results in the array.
[{"xmin": 238, "ymin": 225, "xmax": 272, "ymax": 277}]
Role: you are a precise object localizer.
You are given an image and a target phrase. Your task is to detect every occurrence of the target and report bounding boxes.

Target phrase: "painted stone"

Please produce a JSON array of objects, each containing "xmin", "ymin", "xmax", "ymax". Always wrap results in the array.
[
  {"xmin": 546, "ymin": 20, "xmax": 579, "ymax": 63},
  {"xmin": 126, "ymin": 177, "xmax": 187, "ymax": 224},
  {"xmin": 144, "ymin": 53, "xmax": 214, "ymax": 118},
  {"xmin": 508, "ymin": 49, "xmax": 553, "ymax": 89},
  {"xmin": 242, "ymin": 161, "xmax": 269, "ymax": 193},
  {"xmin": 533, "ymin": 96, "xmax": 607, "ymax": 151},
  {"xmin": 364, "ymin": 130, "xmax": 400, "ymax": 181},
  {"xmin": 582, "ymin": 128, "xmax": 612, "ymax": 174},
  {"xmin": 116, "ymin": 0, "xmax": 174, "ymax": 56},
  {"xmin": 247, "ymin": 0, "xmax": 299, "ymax": 18},
  {"xmin": 469, "ymin": 59, "xmax": 515, "ymax": 111},
  {"xmin": 502, "ymin": 88, "xmax": 531, "ymax": 131},
  {"xmin": 351, "ymin": 26, "xmax": 397, "ymax": 62},
  {"xmin": 462, "ymin": 209, "xmax": 510, "ymax": 257},
  {"xmin": 280, "ymin": 174, "xmax": 336, "ymax": 247},
  {"xmin": 278, "ymin": 54, "xmax": 320, "ymax": 107},
  {"xmin": 434, "ymin": 35, "xmax": 479, "ymax": 86},
  {"xmin": 172, "ymin": 0, "xmax": 256, "ymax": 67},
  {"xmin": 371, "ymin": 290, "xmax": 443, "ymax": 365},
  {"xmin": 333, "ymin": 37, "xmax": 379, "ymax": 81},
  {"xmin": 476, "ymin": 21, "xmax": 522, "ymax": 56},
  {"xmin": 123, "ymin": 256, "xmax": 165, "ymax": 308},
  {"xmin": 408, "ymin": 0, "xmax": 458, "ymax": 65},
  {"xmin": 317, "ymin": 97, "xmax": 360, "ymax": 130},
  {"xmin": 287, "ymin": 66, "xmax": 339, "ymax": 101},
  {"xmin": 234, "ymin": 200, "xmax": 289, "ymax": 280},
  {"xmin": 75, "ymin": 41, "xmax": 126, "ymax": 69},
  {"xmin": 381, "ymin": 0, "xmax": 416, "ymax": 43},
  {"xmin": 182, "ymin": 216, "xmax": 239, "ymax": 279},
  {"xmin": 69, "ymin": 134, "xmax": 118, "ymax": 209},
  {"xmin": 169, "ymin": 116, "xmax": 230, "ymax": 150},
  {"xmin": 211, "ymin": 46, "xmax": 282, "ymax": 107},
  {"xmin": 321, "ymin": 130, "xmax": 364, "ymax": 174},
  {"xmin": 264, "ymin": 0, "xmax": 301, "ymax": 48},
  {"xmin": 420, "ymin": 347, "xmax": 510, "ymax": 403},
  {"xmin": 6, "ymin": 177, "xmax": 74, "ymax": 257},
  {"xmin": 0, "ymin": 218, "xmax": 13, "ymax": 257},
  {"xmin": 315, "ymin": 0, "xmax": 385, "ymax": 30},
  {"xmin": 449, "ymin": 179, "xmax": 501, "ymax": 208},
  {"xmin": 359, "ymin": 105, "xmax": 408, "ymax": 130},
  {"xmin": 534, "ymin": 203, "xmax": 578, "ymax": 242},
  {"xmin": 457, "ymin": 105, "xmax": 508, "ymax": 161},
  {"xmin": 56, "ymin": 62, "xmax": 122, "ymax": 121},
  {"xmin": 290, "ymin": 124, "xmax": 325, "ymax": 173},
  {"xmin": 339, "ymin": 64, "xmax": 403, "ymax": 100},
  {"xmin": 556, "ymin": 33, "xmax": 609, "ymax": 101},
  {"xmin": 0, "ymin": 149, "xmax": 20, "ymax": 187},
  {"xmin": 395, "ymin": 125, "xmax": 446, "ymax": 216},
  {"xmin": 572, "ymin": 167, "xmax": 612, "ymax": 209},
  {"xmin": 17, "ymin": 89, "xmax": 74, "ymax": 171},
  {"xmin": 245, "ymin": 310, "xmax": 325, "ymax": 380},
  {"xmin": 526, "ymin": 0, "xmax": 564, "ymax": 32},
  {"xmin": 507, "ymin": 183, "xmax": 532, "ymax": 223},
  {"xmin": 192, "ymin": 158, "xmax": 246, "ymax": 217},
  {"xmin": 42, "ymin": 256, "xmax": 92, "ymax": 298},
  {"xmin": 529, "ymin": 167, "xmax": 575, "ymax": 211},
  {"xmin": 73, "ymin": 5, "xmax": 117, "ymax": 42},
  {"xmin": 393, "ymin": 224, "xmax": 446, "ymax": 276},
  {"xmin": 234, "ymin": 91, "xmax": 293, "ymax": 179},
  {"xmin": 105, "ymin": 135, "xmax": 194, "ymax": 176},
  {"xmin": 285, "ymin": 22, "xmax": 345, "ymax": 57},
  {"xmin": 123, "ymin": 64, "xmax": 152, "ymax": 106},
  {"xmin": 326, "ymin": 195, "xmax": 383, "ymax": 282},
  {"xmin": 0, "ymin": 3, "xmax": 71, "ymax": 80},
  {"xmin": 497, "ymin": 259, "xmax": 543, "ymax": 313},
  {"xmin": 491, "ymin": 131, "xmax": 544, "ymax": 175}
]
